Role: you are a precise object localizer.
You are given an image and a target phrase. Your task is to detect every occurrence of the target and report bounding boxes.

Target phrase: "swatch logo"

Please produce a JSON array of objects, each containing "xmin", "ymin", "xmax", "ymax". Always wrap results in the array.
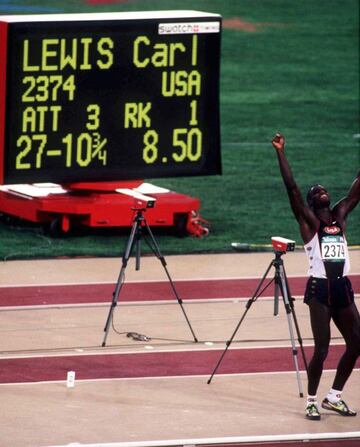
[{"xmin": 159, "ymin": 22, "xmax": 220, "ymax": 34}]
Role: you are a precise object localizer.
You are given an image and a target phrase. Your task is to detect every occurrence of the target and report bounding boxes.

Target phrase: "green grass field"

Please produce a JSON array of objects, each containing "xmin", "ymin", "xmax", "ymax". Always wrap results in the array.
[{"xmin": 0, "ymin": 0, "xmax": 359, "ymax": 259}]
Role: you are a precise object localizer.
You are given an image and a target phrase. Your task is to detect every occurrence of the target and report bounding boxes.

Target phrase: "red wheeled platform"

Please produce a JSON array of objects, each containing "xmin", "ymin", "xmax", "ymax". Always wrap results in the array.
[{"xmin": 0, "ymin": 181, "xmax": 208, "ymax": 236}]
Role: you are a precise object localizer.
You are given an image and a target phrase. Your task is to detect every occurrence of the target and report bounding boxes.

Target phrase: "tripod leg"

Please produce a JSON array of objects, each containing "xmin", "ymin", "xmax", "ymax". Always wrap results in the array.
[
  {"xmin": 274, "ymin": 279, "xmax": 280, "ymax": 316},
  {"xmin": 207, "ymin": 299, "xmax": 253, "ymax": 384},
  {"xmin": 135, "ymin": 226, "xmax": 141, "ymax": 271},
  {"xmin": 101, "ymin": 218, "xmax": 138, "ymax": 347},
  {"xmin": 279, "ymin": 264, "xmax": 304, "ymax": 397},
  {"xmin": 143, "ymin": 220, "xmax": 198, "ymax": 343},
  {"xmin": 283, "ymin": 268, "xmax": 308, "ymax": 374},
  {"xmin": 207, "ymin": 260, "xmax": 275, "ymax": 384},
  {"xmin": 101, "ymin": 264, "xmax": 126, "ymax": 347}
]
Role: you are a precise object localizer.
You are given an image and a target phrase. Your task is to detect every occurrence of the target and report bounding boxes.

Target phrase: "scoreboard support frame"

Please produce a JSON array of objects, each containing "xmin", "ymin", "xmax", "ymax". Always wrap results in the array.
[{"xmin": 0, "ymin": 180, "xmax": 204, "ymax": 236}]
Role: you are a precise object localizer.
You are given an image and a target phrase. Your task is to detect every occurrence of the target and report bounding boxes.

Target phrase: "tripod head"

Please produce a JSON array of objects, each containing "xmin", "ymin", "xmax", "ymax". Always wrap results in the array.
[
  {"xmin": 131, "ymin": 206, "xmax": 148, "ymax": 214},
  {"xmin": 116, "ymin": 187, "xmax": 156, "ymax": 210}
]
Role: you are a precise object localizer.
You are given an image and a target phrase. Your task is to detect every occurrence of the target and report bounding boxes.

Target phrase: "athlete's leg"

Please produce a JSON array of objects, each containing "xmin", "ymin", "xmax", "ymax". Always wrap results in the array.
[
  {"xmin": 307, "ymin": 298, "xmax": 332, "ymax": 395},
  {"xmin": 331, "ymin": 302, "xmax": 360, "ymax": 391}
]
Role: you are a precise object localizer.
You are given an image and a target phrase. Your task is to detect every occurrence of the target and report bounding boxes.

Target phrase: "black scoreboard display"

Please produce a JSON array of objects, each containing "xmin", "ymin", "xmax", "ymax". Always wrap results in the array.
[{"xmin": 0, "ymin": 11, "xmax": 222, "ymax": 185}]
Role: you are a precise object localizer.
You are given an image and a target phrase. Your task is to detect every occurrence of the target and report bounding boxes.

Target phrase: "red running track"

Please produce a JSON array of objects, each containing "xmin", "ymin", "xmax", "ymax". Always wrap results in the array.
[
  {"xmin": 1, "ymin": 275, "xmax": 359, "ymax": 307},
  {"xmin": 0, "ymin": 344, "xmax": 358, "ymax": 384},
  {"xmin": 0, "ymin": 276, "xmax": 358, "ymax": 385}
]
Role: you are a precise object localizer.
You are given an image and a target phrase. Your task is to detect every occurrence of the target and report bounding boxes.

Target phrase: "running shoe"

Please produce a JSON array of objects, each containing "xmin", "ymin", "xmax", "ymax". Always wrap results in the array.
[
  {"xmin": 321, "ymin": 398, "xmax": 357, "ymax": 416},
  {"xmin": 305, "ymin": 403, "xmax": 321, "ymax": 420}
]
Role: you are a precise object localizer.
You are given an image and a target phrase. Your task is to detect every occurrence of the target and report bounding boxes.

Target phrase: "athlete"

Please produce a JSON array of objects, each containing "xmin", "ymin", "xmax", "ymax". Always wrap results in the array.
[{"xmin": 271, "ymin": 132, "xmax": 360, "ymax": 421}]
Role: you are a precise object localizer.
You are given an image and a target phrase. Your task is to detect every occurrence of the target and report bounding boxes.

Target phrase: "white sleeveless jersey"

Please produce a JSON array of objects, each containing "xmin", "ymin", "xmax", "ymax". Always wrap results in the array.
[{"xmin": 304, "ymin": 221, "xmax": 350, "ymax": 279}]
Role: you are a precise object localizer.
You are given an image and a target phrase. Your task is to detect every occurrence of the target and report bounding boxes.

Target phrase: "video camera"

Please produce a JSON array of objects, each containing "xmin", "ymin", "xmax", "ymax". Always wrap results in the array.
[
  {"xmin": 116, "ymin": 188, "xmax": 156, "ymax": 209},
  {"xmin": 271, "ymin": 236, "xmax": 295, "ymax": 253}
]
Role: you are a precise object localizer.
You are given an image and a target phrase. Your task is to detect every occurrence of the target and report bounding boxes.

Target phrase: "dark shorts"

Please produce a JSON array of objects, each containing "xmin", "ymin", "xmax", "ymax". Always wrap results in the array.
[{"xmin": 304, "ymin": 276, "xmax": 354, "ymax": 309}]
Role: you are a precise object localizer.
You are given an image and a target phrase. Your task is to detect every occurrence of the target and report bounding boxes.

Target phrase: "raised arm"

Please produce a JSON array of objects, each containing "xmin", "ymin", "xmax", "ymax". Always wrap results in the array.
[
  {"xmin": 272, "ymin": 133, "xmax": 318, "ymax": 242},
  {"xmin": 333, "ymin": 169, "xmax": 360, "ymax": 225}
]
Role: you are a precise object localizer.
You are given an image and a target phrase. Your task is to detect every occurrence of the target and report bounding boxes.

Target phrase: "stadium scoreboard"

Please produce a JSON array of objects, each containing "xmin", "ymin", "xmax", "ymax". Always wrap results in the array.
[{"xmin": 0, "ymin": 11, "xmax": 222, "ymax": 185}]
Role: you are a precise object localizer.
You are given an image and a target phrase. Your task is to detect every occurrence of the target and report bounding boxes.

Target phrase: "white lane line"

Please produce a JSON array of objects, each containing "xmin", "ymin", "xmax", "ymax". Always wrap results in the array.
[
  {"xmin": 47, "ymin": 431, "xmax": 360, "ymax": 447},
  {"xmin": 0, "ymin": 294, "xmax": 358, "ymax": 311},
  {"xmin": 2, "ymin": 368, "xmax": 359, "ymax": 387},
  {"xmin": 0, "ymin": 276, "xmax": 279, "ymax": 287},
  {"xmin": 0, "ymin": 272, "xmax": 358, "ymax": 288},
  {"xmin": 0, "ymin": 341, "xmax": 348, "ymax": 360},
  {"xmin": 46, "ymin": 431, "xmax": 360, "ymax": 447},
  {"xmin": 0, "ymin": 295, "xmax": 306, "ymax": 311}
]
